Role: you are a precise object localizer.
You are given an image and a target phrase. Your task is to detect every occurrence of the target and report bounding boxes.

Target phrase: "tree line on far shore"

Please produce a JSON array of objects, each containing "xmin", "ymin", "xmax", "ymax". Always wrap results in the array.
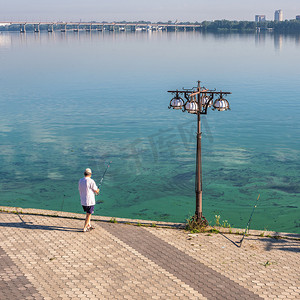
[{"xmin": 198, "ymin": 19, "xmax": 300, "ymax": 33}]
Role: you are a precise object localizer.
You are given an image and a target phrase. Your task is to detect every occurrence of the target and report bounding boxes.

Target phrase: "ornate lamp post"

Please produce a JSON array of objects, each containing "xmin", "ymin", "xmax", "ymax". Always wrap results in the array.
[{"xmin": 168, "ymin": 81, "xmax": 231, "ymax": 225}]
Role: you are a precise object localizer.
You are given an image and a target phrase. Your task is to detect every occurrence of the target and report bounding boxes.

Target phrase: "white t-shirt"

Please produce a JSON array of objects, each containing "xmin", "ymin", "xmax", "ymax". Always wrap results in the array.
[{"xmin": 78, "ymin": 177, "xmax": 98, "ymax": 206}]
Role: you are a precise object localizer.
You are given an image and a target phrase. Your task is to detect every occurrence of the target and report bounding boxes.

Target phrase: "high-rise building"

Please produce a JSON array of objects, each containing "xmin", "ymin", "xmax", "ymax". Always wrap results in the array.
[
  {"xmin": 255, "ymin": 15, "xmax": 266, "ymax": 22},
  {"xmin": 296, "ymin": 15, "xmax": 300, "ymax": 20},
  {"xmin": 275, "ymin": 10, "xmax": 283, "ymax": 21}
]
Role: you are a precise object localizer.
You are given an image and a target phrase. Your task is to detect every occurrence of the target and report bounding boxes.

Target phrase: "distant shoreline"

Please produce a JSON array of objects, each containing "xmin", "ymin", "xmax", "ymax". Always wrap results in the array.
[{"xmin": 1, "ymin": 19, "xmax": 300, "ymax": 34}]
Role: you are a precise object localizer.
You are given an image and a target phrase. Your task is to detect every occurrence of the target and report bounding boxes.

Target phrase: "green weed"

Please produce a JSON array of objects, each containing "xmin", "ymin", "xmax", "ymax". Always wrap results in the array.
[
  {"xmin": 185, "ymin": 216, "xmax": 207, "ymax": 233},
  {"xmin": 214, "ymin": 215, "xmax": 231, "ymax": 228},
  {"xmin": 214, "ymin": 215, "xmax": 221, "ymax": 226},
  {"xmin": 264, "ymin": 261, "xmax": 271, "ymax": 267},
  {"xmin": 221, "ymin": 220, "xmax": 231, "ymax": 228}
]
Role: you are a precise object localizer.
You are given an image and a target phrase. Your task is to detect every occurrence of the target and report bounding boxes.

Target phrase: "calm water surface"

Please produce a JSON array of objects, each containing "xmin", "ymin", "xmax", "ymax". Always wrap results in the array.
[{"xmin": 0, "ymin": 31, "xmax": 299, "ymax": 233}]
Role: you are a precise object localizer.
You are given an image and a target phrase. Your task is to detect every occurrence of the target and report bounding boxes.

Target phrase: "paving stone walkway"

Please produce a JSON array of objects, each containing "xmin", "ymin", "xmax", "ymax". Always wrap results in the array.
[{"xmin": 0, "ymin": 210, "xmax": 299, "ymax": 299}]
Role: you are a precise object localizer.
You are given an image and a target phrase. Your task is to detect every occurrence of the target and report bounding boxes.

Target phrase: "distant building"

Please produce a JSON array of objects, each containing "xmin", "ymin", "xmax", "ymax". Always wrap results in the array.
[
  {"xmin": 255, "ymin": 15, "xmax": 266, "ymax": 22},
  {"xmin": 275, "ymin": 10, "xmax": 283, "ymax": 22},
  {"xmin": 296, "ymin": 15, "xmax": 300, "ymax": 20}
]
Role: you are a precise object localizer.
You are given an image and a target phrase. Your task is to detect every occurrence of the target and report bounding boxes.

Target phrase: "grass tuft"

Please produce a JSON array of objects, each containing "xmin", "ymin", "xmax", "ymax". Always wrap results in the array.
[{"xmin": 185, "ymin": 216, "xmax": 208, "ymax": 233}]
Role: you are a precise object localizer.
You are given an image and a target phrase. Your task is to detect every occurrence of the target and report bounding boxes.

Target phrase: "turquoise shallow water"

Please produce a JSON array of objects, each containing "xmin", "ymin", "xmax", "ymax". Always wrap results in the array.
[{"xmin": 0, "ymin": 31, "xmax": 299, "ymax": 233}]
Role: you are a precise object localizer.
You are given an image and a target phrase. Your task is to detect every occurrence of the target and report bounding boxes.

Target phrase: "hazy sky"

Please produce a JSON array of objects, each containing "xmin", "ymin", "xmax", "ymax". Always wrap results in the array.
[{"xmin": 1, "ymin": 0, "xmax": 300, "ymax": 22}]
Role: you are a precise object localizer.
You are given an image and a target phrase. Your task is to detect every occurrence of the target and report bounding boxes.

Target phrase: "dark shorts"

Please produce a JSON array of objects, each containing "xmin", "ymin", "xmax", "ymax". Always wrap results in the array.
[{"xmin": 82, "ymin": 205, "xmax": 94, "ymax": 214}]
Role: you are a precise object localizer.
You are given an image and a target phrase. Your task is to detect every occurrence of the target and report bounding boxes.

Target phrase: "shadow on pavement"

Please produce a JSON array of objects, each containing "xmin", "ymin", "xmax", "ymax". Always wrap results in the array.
[
  {"xmin": 219, "ymin": 232, "xmax": 300, "ymax": 252},
  {"xmin": 0, "ymin": 214, "xmax": 82, "ymax": 232},
  {"xmin": 257, "ymin": 236, "xmax": 300, "ymax": 253},
  {"xmin": 219, "ymin": 232, "xmax": 242, "ymax": 248},
  {"xmin": 0, "ymin": 221, "xmax": 82, "ymax": 232}
]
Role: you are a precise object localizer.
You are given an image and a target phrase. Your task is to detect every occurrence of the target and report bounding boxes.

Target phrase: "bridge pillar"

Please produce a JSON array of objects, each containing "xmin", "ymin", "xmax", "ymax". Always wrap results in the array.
[
  {"xmin": 20, "ymin": 24, "xmax": 26, "ymax": 33},
  {"xmin": 48, "ymin": 24, "xmax": 53, "ymax": 32},
  {"xmin": 34, "ymin": 24, "xmax": 40, "ymax": 33},
  {"xmin": 86, "ymin": 23, "xmax": 92, "ymax": 31},
  {"xmin": 61, "ymin": 23, "xmax": 66, "ymax": 32}
]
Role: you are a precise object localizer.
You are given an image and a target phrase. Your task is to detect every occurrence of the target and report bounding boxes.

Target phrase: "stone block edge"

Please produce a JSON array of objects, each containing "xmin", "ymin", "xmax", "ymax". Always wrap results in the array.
[{"xmin": 0, "ymin": 206, "xmax": 299, "ymax": 240}]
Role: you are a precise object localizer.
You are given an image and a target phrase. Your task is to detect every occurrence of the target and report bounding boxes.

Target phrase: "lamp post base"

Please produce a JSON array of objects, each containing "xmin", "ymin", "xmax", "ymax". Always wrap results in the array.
[{"xmin": 194, "ymin": 213, "xmax": 209, "ymax": 227}]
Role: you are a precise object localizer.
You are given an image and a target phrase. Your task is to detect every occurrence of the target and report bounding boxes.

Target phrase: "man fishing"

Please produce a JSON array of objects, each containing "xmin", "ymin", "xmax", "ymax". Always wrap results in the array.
[{"xmin": 78, "ymin": 168, "xmax": 99, "ymax": 232}]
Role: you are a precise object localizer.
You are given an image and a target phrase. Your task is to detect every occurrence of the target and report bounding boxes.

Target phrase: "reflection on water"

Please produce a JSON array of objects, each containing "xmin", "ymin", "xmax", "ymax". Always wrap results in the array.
[
  {"xmin": 2, "ymin": 30, "xmax": 300, "ymax": 51},
  {"xmin": 274, "ymin": 34, "xmax": 283, "ymax": 51},
  {"xmin": 0, "ymin": 31, "xmax": 299, "ymax": 233},
  {"xmin": 0, "ymin": 34, "xmax": 11, "ymax": 48},
  {"xmin": 255, "ymin": 33, "xmax": 266, "ymax": 46}
]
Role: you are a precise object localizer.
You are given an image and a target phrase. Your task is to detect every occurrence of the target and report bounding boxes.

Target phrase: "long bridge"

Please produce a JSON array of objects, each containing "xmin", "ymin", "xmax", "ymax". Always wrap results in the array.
[{"xmin": 0, "ymin": 21, "xmax": 202, "ymax": 33}]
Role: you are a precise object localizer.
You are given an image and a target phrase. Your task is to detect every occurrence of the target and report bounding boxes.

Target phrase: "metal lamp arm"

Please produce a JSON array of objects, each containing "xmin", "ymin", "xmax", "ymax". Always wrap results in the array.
[
  {"xmin": 184, "ymin": 92, "xmax": 190, "ymax": 103},
  {"xmin": 205, "ymin": 94, "xmax": 214, "ymax": 110}
]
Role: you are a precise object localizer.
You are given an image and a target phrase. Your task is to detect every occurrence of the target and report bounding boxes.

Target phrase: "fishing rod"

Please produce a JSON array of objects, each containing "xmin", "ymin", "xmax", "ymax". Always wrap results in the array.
[
  {"xmin": 97, "ymin": 161, "xmax": 111, "ymax": 189},
  {"xmin": 96, "ymin": 161, "xmax": 111, "ymax": 203},
  {"xmin": 238, "ymin": 194, "xmax": 260, "ymax": 247}
]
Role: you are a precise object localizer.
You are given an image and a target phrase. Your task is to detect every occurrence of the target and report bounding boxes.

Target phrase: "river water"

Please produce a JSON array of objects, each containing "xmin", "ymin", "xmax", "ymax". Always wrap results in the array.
[{"xmin": 0, "ymin": 30, "xmax": 299, "ymax": 233}]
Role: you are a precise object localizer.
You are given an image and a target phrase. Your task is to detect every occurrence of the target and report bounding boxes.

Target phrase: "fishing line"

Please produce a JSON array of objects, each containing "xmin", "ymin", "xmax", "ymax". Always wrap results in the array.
[
  {"xmin": 238, "ymin": 194, "xmax": 260, "ymax": 247},
  {"xmin": 60, "ymin": 197, "xmax": 65, "ymax": 212}
]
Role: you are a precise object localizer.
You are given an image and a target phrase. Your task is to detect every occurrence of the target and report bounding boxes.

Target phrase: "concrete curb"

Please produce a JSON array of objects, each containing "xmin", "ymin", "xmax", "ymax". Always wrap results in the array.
[{"xmin": 1, "ymin": 206, "xmax": 299, "ymax": 240}]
